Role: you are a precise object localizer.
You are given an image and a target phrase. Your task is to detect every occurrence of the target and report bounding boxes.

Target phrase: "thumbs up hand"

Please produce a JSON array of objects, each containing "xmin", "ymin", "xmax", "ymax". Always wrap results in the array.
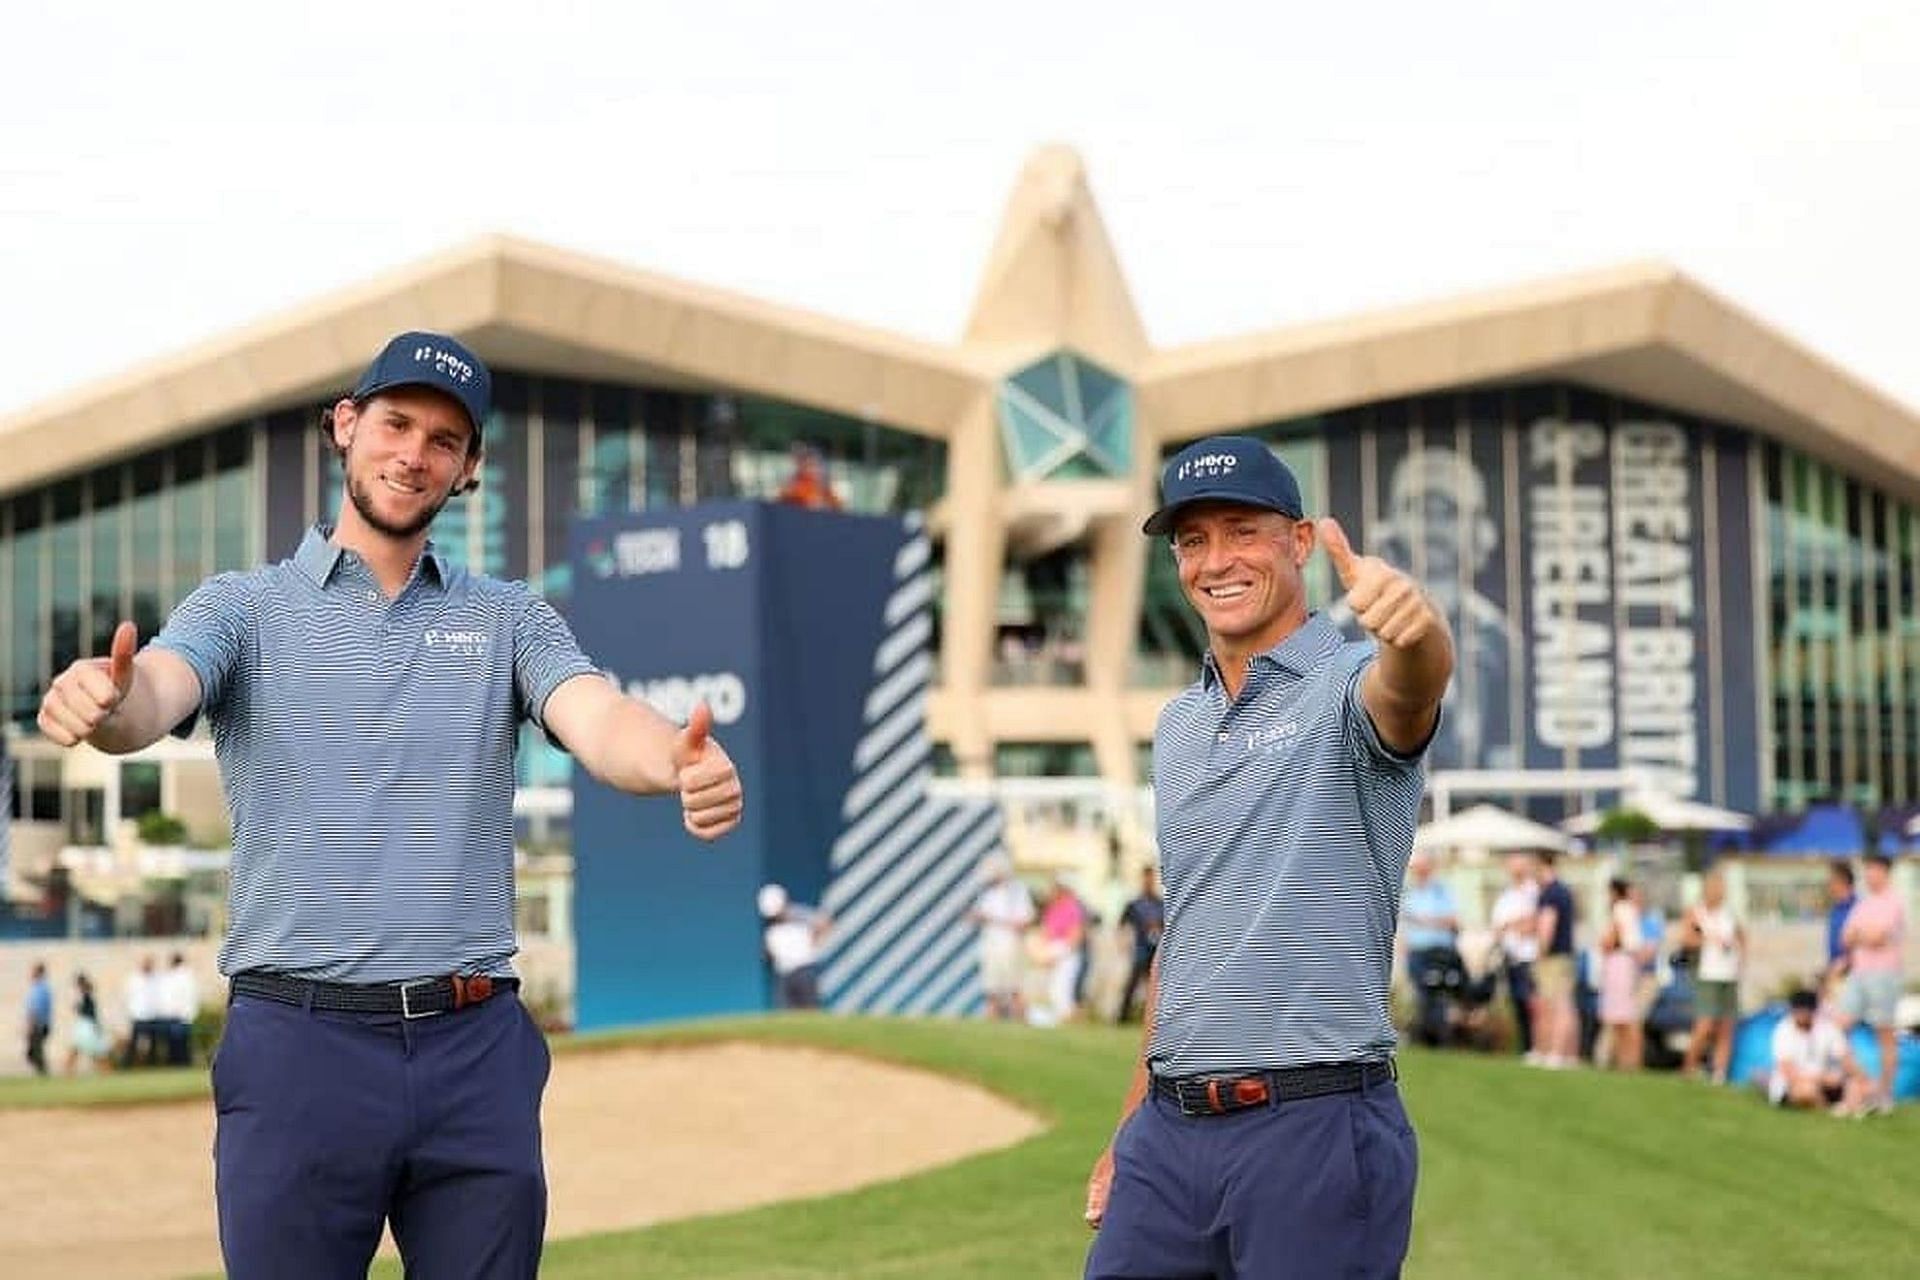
[
  {"xmin": 1316, "ymin": 518, "xmax": 1442, "ymax": 650},
  {"xmin": 671, "ymin": 702, "xmax": 744, "ymax": 840},
  {"xmin": 37, "ymin": 621, "xmax": 140, "ymax": 747}
]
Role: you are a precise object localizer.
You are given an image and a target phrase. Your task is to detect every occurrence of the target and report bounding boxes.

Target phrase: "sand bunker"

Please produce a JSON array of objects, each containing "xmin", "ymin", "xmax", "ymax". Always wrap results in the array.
[{"xmin": 0, "ymin": 1041, "xmax": 1043, "ymax": 1280}]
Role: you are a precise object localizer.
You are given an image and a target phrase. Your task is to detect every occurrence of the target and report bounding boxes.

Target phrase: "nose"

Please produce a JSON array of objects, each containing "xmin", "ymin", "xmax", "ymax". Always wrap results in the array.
[{"xmin": 1198, "ymin": 536, "xmax": 1237, "ymax": 576}]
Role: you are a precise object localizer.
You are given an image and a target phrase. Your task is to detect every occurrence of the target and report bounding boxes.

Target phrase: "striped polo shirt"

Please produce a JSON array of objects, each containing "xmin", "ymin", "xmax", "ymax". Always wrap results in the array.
[
  {"xmin": 154, "ymin": 525, "xmax": 601, "ymax": 984},
  {"xmin": 1145, "ymin": 613, "xmax": 1430, "ymax": 1077}
]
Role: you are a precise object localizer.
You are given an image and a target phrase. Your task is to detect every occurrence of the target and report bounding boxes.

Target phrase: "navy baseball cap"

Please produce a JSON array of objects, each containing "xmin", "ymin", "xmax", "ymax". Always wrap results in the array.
[
  {"xmin": 1142, "ymin": 435, "xmax": 1306, "ymax": 536},
  {"xmin": 350, "ymin": 331, "xmax": 492, "ymax": 440}
]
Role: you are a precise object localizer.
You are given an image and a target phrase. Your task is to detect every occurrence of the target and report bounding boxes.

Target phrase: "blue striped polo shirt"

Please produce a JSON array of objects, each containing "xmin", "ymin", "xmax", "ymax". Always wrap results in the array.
[
  {"xmin": 1145, "ymin": 614, "xmax": 1431, "ymax": 1076},
  {"xmin": 154, "ymin": 525, "xmax": 602, "ymax": 984}
]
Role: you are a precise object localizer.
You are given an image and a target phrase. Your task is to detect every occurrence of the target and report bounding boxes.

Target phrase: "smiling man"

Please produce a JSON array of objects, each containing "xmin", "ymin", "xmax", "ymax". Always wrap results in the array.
[
  {"xmin": 1083, "ymin": 434, "xmax": 1453, "ymax": 1280},
  {"xmin": 36, "ymin": 331, "xmax": 744, "ymax": 1279}
]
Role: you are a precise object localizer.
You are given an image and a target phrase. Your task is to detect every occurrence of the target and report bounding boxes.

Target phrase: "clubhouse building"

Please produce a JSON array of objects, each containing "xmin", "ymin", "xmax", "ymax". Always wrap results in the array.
[{"xmin": 6, "ymin": 145, "xmax": 1920, "ymax": 904}]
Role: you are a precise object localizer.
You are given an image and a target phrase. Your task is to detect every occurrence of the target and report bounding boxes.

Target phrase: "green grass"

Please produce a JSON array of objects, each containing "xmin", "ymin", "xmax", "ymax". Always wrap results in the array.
[{"xmin": 12, "ymin": 1016, "xmax": 1916, "ymax": 1278}]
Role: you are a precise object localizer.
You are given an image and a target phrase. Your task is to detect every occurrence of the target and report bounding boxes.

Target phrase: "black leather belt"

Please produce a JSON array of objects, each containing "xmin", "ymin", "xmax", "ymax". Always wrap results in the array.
[
  {"xmin": 230, "ymin": 972, "xmax": 518, "ymax": 1019},
  {"xmin": 1151, "ymin": 1059, "xmax": 1397, "ymax": 1116}
]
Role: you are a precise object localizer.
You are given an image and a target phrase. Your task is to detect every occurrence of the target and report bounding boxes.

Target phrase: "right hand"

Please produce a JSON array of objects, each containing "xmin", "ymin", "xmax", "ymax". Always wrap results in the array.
[
  {"xmin": 1084, "ymin": 1143, "xmax": 1115, "ymax": 1230},
  {"xmin": 37, "ymin": 621, "xmax": 137, "ymax": 747}
]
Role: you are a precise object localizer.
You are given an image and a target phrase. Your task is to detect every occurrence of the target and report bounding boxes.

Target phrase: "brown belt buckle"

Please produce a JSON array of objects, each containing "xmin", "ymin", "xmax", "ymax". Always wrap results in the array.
[{"xmin": 1232, "ymin": 1077, "xmax": 1270, "ymax": 1108}]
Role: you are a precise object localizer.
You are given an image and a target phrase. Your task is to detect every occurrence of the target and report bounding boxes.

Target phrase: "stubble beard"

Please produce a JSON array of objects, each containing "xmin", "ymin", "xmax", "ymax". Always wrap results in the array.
[{"xmin": 347, "ymin": 468, "xmax": 453, "ymax": 541}]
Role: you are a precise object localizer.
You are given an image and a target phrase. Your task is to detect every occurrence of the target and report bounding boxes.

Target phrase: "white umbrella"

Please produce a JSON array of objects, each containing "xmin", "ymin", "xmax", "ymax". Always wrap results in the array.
[
  {"xmin": 1414, "ymin": 803, "xmax": 1573, "ymax": 855},
  {"xmin": 1562, "ymin": 791, "xmax": 1755, "ymax": 836}
]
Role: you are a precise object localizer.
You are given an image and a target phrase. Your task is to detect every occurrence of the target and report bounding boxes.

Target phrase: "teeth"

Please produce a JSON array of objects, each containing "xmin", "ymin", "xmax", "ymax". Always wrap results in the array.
[
  {"xmin": 1206, "ymin": 585, "xmax": 1250, "ymax": 600},
  {"xmin": 384, "ymin": 476, "xmax": 424, "ymax": 495}
]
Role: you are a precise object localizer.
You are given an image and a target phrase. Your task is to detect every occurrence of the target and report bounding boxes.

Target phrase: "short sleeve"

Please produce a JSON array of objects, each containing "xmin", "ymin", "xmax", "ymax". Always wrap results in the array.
[
  {"xmin": 512, "ymin": 591, "xmax": 605, "ymax": 737},
  {"xmin": 1342, "ymin": 652, "xmax": 1439, "ymax": 770},
  {"xmin": 150, "ymin": 572, "xmax": 254, "ymax": 737}
]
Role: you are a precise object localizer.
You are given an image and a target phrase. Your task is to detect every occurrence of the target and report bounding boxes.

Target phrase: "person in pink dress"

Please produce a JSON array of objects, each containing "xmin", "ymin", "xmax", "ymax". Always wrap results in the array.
[{"xmin": 1598, "ymin": 877, "xmax": 1645, "ymax": 1070}]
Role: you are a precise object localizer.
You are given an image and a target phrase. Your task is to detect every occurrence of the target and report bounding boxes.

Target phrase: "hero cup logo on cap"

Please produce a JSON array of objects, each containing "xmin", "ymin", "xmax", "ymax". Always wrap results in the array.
[
  {"xmin": 1175, "ymin": 452, "xmax": 1241, "ymax": 481},
  {"xmin": 351, "ymin": 330, "xmax": 493, "ymax": 435},
  {"xmin": 413, "ymin": 343, "xmax": 477, "ymax": 386},
  {"xmin": 1142, "ymin": 435, "xmax": 1306, "ymax": 535}
]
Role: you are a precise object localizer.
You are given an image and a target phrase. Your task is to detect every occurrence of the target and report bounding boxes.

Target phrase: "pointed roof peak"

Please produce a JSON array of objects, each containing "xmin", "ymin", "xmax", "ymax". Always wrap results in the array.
[{"xmin": 964, "ymin": 145, "xmax": 1148, "ymax": 373}]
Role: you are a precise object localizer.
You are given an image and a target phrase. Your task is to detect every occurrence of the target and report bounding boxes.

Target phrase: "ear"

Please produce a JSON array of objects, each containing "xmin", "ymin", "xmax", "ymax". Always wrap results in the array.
[
  {"xmin": 1292, "ymin": 518, "xmax": 1316, "ymax": 566},
  {"xmin": 454, "ymin": 445, "xmax": 484, "ymax": 496},
  {"xmin": 329, "ymin": 398, "xmax": 360, "ymax": 451}
]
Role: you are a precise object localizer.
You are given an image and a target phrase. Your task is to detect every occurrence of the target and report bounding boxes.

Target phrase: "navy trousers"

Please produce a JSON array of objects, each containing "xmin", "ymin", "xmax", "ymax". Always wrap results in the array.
[
  {"xmin": 213, "ymin": 989, "xmax": 551, "ymax": 1279},
  {"xmin": 1086, "ymin": 1078, "xmax": 1417, "ymax": 1280}
]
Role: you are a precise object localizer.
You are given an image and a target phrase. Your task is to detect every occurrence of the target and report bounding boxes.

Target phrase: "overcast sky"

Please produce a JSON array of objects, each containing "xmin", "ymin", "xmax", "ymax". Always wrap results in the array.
[{"xmin": 4, "ymin": 1, "xmax": 1916, "ymax": 418}]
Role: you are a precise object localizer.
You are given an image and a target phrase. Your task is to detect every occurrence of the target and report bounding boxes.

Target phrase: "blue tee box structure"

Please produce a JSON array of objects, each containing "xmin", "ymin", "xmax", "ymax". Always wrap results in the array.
[{"xmin": 565, "ymin": 501, "xmax": 906, "ymax": 1031}]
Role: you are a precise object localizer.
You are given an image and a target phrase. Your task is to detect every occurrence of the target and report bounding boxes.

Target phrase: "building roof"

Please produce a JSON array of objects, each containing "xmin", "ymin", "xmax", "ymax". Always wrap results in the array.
[{"xmin": 4, "ymin": 148, "xmax": 1917, "ymax": 503}]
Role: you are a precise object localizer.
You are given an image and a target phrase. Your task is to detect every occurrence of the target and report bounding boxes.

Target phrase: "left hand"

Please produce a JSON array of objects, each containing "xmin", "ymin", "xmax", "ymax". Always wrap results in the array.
[
  {"xmin": 1316, "ymin": 517, "xmax": 1443, "ymax": 649},
  {"xmin": 670, "ymin": 702, "xmax": 744, "ymax": 840}
]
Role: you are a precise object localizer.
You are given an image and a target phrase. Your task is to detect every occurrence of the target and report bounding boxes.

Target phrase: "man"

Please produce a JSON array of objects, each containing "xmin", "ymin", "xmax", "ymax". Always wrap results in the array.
[
  {"xmin": 1825, "ymin": 860, "xmax": 1856, "ymax": 980},
  {"xmin": 1117, "ymin": 867, "xmax": 1164, "ymax": 1023},
  {"xmin": 1084, "ymin": 435, "xmax": 1451, "ymax": 1279},
  {"xmin": 972, "ymin": 854, "xmax": 1035, "ymax": 1021},
  {"xmin": 1399, "ymin": 851, "xmax": 1461, "ymax": 1047},
  {"xmin": 36, "ymin": 331, "xmax": 743, "ymax": 1279},
  {"xmin": 121, "ymin": 954, "xmax": 160, "ymax": 1068},
  {"xmin": 159, "ymin": 951, "xmax": 198, "ymax": 1066},
  {"xmin": 1837, "ymin": 854, "xmax": 1907, "ymax": 1113},
  {"xmin": 1530, "ymin": 849, "xmax": 1579, "ymax": 1069},
  {"xmin": 1769, "ymin": 989, "xmax": 1870, "ymax": 1114},
  {"xmin": 23, "ymin": 962, "xmax": 52, "ymax": 1077},
  {"xmin": 1488, "ymin": 852, "xmax": 1539, "ymax": 1056},
  {"xmin": 758, "ymin": 883, "xmax": 831, "ymax": 1010}
]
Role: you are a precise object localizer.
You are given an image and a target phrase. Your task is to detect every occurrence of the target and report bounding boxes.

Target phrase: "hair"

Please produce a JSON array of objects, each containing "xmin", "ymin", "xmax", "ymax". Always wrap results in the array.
[
  {"xmin": 1788, "ymin": 988, "xmax": 1818, "ymax": 1012},
  {"xmin": 1607, "ymin": 876, "xmax": 1630, "ymax": 902},
  {"xmin": 1533, "ymin": 848, "xmax": 1559, "ymax": 868},
  {"xmin": 1864, "ymin": 852, "xmax": 1893, "ymax": 870},
  {"xmin": 1829, "ymin": 860, "xmax": 1856, "ymax": 888}
]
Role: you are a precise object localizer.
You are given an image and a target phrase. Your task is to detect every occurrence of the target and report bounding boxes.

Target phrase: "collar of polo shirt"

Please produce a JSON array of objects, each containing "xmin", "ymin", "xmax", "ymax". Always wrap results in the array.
[
  {"xmin": 1200, "ymin": 613, "xmax": 1343, "ymax": 689},
  {"xmin": 297, "ymin": 524, "xmax": 452, "ymax": 589}
]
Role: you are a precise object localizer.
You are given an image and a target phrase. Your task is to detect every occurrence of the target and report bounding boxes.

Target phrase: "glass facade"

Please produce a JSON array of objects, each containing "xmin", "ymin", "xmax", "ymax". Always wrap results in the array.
[
  {"xmin": 994, "ymin": 741, "xmax": 1099, "ymax": 777},
  {"xmin": 994, "ymin": 544, "xmax": 1091, "ymax": 686},
  {"xmin": 997, "ymin": 351, "xmax": 1134, "ymax": 481},
  {"xmin": 1762, "ymin": 446, "xmax": 1920, "ymax": 809},
  {"xmin": 2, "ymin": 425, "xmax": 256, "ymax": 727}
]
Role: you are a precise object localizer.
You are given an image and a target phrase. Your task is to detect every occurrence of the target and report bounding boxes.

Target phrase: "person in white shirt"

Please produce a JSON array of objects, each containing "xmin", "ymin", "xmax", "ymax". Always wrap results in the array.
[
  {"xmin": 160, "ymin": 952, "xmax": 199, "ymax": 1065},
  {"xmin": 1489, "ymin": 853, "xmax": 1540, "ymax": 1059},
  {"xmin": 1682, "ymin": 871, "xmax": 1745, "ymax": 1084},
  {"xmin": 970, "ymin": 855, "xmax": 1035, "ymax": 1021},
  {"xmin": 122, "ymin": 955, "xmax": 161, "ymax": 1068},
  {"xmin": 757, "ymin": 884, "xmax": 831, "ymax": 1010},
  {"xmin": 1770, "ymin": 989, "xmax": 1870, "ymax": 1114}
]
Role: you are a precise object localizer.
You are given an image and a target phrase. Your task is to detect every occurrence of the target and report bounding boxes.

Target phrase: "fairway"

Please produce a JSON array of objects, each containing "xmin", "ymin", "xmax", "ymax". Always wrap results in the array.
[
  {"xmin": 517, "ymin": 1018, "xmax": 1919, "ymax": 1280},
  {"xmin": 4, "ymin": 1014, "xmax": 1915, "ymax": 1279}
]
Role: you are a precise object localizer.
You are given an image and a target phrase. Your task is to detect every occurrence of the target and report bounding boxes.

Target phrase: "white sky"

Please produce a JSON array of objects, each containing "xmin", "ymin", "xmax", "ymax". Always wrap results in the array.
[{"xmin": 4, "ymin": 0, "xmax": 1917, "ymax": 417}]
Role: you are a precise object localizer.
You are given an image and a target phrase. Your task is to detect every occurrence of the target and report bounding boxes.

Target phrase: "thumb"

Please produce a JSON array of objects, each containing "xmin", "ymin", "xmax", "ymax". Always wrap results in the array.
[
  {"xmin": 108, "ymin": 621, "xmax": 138, "ymax": 694},
  {"xmin": 1316, "ymin": 517, "xmax": 1361, "ymax": 588},
  {"xmin": 673, "ymin": 701, "xmax": 713, "ymax": 766}
]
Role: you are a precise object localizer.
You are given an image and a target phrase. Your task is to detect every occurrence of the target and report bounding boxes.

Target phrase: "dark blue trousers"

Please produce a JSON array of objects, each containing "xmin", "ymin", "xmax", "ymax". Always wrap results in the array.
[
  {"xmin": 213, "ymin": 990, "xmax": 551, "ymax": 1279},
  {"xmin": 1086, "ymin": 1078, "xmax": 1417, "ymax": 1279}
]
